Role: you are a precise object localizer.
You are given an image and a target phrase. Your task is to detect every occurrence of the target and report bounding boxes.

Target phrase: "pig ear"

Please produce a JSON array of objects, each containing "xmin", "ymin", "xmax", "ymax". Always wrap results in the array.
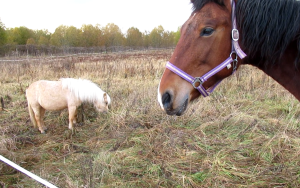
[{"xmin": 103, "ymin": 93, "xmax": 108, "ymax": 103}]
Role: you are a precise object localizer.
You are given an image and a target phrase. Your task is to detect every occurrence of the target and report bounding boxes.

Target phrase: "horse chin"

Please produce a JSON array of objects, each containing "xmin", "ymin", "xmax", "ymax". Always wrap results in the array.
[{"xmin": 166, "ymin": 98, "xmax": 189, "ymax": 116}]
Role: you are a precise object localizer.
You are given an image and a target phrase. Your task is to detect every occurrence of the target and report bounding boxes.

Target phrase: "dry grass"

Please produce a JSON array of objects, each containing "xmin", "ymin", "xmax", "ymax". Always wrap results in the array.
[{"xmin": 0, "ymin": 49, "xmax": 300, "ymax": 188}]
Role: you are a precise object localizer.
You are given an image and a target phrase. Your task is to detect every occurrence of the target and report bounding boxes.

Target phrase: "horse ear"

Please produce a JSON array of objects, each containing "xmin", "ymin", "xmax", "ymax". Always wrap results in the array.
[{"xmin": 103, "ymin": 93, "xmax": 108, "ymax": 103}]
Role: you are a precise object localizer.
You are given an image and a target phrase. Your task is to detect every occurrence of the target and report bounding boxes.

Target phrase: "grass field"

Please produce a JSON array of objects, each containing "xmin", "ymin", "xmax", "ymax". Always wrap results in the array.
[{"xmin": 0, "ymin": 49, "xmax": 300, "ymax": 188}]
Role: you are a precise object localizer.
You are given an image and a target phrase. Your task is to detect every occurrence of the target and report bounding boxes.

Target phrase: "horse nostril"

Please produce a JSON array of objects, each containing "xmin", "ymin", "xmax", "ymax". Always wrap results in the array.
[{"xmin": 162, "ymin": 92, "xmax": 172, "ymax": 110}]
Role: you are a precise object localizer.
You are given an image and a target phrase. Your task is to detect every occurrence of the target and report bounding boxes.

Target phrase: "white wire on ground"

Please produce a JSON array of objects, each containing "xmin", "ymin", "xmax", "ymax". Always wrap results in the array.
[{"xmin": 0, "ymin": 155, "xmax": 58, "ymax": 188}]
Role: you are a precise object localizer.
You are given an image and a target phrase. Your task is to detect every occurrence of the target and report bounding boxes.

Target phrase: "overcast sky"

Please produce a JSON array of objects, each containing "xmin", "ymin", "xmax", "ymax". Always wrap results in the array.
[{"xmin": 0, "ymin": 0, "xmax": 193, "ymax": 33}]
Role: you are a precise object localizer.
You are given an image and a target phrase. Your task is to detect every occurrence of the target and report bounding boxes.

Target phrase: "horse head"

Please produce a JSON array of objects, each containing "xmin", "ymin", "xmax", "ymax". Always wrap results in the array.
[
  {"xmin": 158, "ymin": 0, "xmax": 238, "ymax": 116},
  {"xmin": 95, "ymin": 93, "xmax": 111, "ymax": 113}
]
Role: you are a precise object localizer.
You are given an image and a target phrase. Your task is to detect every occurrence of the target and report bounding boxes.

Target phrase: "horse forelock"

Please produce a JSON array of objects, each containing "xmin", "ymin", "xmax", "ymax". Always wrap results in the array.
[
  {"xmin": 61, "ymin": 78, "xmax": 107, "ymax": 104},
  {"xmin": 236, "ymin": 0, "xmax": 300, "ymax": 66},
  {"xmin": 191, "ymin": 0, "xmax": 225, "ymax": 12}
]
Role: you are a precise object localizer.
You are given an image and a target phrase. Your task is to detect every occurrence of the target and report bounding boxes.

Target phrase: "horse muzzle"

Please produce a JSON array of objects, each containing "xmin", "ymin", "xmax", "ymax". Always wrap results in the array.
[{"xmin": 158, "ymin": 89, "xmax": 189, "ymax": 116}]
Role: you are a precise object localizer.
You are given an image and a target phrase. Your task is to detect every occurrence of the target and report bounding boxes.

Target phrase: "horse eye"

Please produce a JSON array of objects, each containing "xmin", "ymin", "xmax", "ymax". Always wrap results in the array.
[{"xmin": 200, "ymin": 28, "xmax": 214, "ymax": 37}]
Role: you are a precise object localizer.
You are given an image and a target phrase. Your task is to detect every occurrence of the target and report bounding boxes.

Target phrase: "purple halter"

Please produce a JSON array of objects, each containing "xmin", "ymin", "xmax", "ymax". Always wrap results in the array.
[{"xmin": 166, "ymin": 0, "xmax": 247, "ymax": 97}]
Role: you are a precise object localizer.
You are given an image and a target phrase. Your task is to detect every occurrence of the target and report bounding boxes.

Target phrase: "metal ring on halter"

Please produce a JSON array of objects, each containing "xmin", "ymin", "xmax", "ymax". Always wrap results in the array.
[
  {"xmin": 230, "ymin": 51, "xmax": 238, "ymax": 61},
  {"xmin": 232, "ymin": 29, "xmax": 239, "ymax": 41},
  {"xmin": 192, "ymin": 77, "xmax": 203, "ymax": 89}
]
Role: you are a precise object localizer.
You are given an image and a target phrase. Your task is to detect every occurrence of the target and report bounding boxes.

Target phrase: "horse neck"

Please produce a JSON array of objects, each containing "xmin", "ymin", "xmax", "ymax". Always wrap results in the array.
[{"xmin": 243, "ymin": 42, "xmax": 300, "ymax": 100}]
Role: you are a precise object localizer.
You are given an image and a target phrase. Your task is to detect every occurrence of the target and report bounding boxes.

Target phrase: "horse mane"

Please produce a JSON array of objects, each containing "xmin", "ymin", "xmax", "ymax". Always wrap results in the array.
[
  {"xmin": 60, "ymin": 78, "xmax": 108, "ymax": 103},
  {"xmin": 236, "ymin": 0, "xmax": 300, "ymax": 66},
  {"xmin": 191, "ymin": 0, "xmax": 300, "ymax": 66}
]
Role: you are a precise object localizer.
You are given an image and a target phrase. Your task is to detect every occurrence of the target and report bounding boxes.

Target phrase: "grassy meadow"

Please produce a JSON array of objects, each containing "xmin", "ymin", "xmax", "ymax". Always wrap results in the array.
[{"xmin": 0, "ymin": 49, "xmax": 300, "ymax": 187}]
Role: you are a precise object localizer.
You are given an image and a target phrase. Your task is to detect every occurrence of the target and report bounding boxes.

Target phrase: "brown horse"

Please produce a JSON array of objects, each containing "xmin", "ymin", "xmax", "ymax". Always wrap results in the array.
[
  {"xmin": 158, "ymin": 0, "xmax": 300, "ymax": 115},
  {"xmin": 26, "ymin": 78, "xmax": 111, "ymax": 133}
]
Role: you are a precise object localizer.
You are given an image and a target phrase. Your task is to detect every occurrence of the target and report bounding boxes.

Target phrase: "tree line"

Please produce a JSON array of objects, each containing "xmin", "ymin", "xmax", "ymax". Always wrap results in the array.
[{"xmin": 0, "ymin": 19, "xmax": 181, "ymax": 56}]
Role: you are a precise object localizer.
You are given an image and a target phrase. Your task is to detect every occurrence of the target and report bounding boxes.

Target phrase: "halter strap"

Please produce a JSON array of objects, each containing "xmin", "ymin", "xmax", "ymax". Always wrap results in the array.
[
  {"xmin": 231, "ymin": 0, "xmax": 246, "ymax": 59},
  {"xmin": 166, "ymin": 0, "xmax": 246, "ymax": 97}
]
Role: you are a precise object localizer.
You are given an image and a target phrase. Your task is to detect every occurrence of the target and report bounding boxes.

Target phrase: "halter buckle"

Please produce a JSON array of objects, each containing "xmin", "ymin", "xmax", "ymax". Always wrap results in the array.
[
  {"xmin": 232, "ymin": 29, "xmax": 239, "ymax": 41},
  {"xmin": 192, "ymin": 77, "xmax": 203, "ymax": 89}
]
